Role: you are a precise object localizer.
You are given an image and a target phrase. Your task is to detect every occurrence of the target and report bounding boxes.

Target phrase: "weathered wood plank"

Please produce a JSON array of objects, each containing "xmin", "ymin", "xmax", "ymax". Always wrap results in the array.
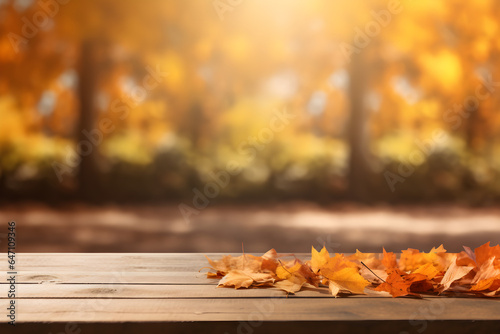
[
  {"xmin": 1, "ymin": 297, "xmax": 499, "ymax": 322},
  {"xmin": 0, "ymin": 270, "xmax": 215, "ymax": 284},
  {"xmin": 0, "ymin": 253, "xmax": 311, "ymax": 272},
  {"xmin": 2, "ymin": 252, "xmax": 497, "ymax": 330},
  {"xmin": 3, "ymin": 321, "xmax": 500, "ymax": 334},
  {"xmin": 0, "ymin": 283, "xmax": 335, "ymax": 299},
  {"xmin": 0, "ymin": 253, "xmax": 316, "ymax": 284}
]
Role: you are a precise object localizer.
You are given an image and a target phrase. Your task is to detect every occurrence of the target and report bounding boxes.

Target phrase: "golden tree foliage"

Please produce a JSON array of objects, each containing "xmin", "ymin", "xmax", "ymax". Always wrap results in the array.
[{"xmin": 1, "ymin": 0, "xmax": 500, "ymax": 195}]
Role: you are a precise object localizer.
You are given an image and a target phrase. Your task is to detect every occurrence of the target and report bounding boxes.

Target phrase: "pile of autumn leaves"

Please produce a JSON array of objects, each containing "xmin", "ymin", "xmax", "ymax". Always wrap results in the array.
[{"xmin": 204, "ymin": 242, "xmax": 500, "ymax": 297}]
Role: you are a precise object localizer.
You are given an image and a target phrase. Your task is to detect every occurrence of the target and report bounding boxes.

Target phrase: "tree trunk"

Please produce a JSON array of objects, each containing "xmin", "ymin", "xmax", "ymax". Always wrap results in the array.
[
  {"xmin": 76, "ymin": 39, "xmax": 100, "ymax": 201},
  {"xmin": 347, "ymin": 51, "xmax": 371, "ymax": 201},
  {"xmin": 464, "ymin": 104, "xmax": 481, "ymax": 153}
]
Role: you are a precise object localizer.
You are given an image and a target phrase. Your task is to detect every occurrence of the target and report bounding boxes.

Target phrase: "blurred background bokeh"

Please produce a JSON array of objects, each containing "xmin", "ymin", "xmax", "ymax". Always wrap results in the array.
[{"xmin": 0, "ymin": 0, "xmax": 499, "ymax": 253}]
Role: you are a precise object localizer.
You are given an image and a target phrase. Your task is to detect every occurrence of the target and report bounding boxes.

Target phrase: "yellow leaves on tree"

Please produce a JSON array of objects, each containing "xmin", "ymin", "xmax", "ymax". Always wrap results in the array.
[{"xmin": 204, "ymin": 242, "xmax": 500, "ymax": 298}]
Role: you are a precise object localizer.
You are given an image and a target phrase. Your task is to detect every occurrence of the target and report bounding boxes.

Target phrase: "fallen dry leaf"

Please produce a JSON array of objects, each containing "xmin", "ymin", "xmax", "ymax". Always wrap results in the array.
[
  {"xmin": 348, "ymin": 250, "xmax": 381, "ymax": 270},
  {"xmin": 328, "ymin": 280, "xmax": 341, "ymax": 296},
  {"xmin": 413, "ymin": 262, "xmax": 440, "ymax": 280},
  {"xmin": 319, "ymin": 253, "xmax": 357, "ymax": 278},
  {"xmin": 438, "ymin": 255, "xmax": 474, "ymax": 293},
  {"xmin": 471, "ymin": 257, "xmax": 500, "ymax": 292},
  {"xmin": 275, "ymin": 274, "xmax": 306, "ymax": 294},
  {"xmin": 475, "ymin": 242, "xmax": 500, "ymax": 268},
  {"xmin": 359, "ymin": 266, "xmax": 388, "ymax": 284},
  {"xmin": 472, "ymin": 257, "xmax": 500, "ymax": 284},
  {"xmin": 276, "ymin": 261, "xmax": 302, "ymax": 280},
  {"xmin": 456, "ymin": 250, "xmax": 476, "ymax": 267},
  {"xmin": 322, "ymin": 267, "xmax": 369, "ymax": 295},
  {"xmin": 382, "ymin": 248, "xmax": 398, "ymax": 270},
  {"xmin": 375, "ymin": 269, "xmax": 427, "ymax": 297},
  {"xmin": 218, "ymin": 270, "xmax": 274, "ymax": 289},
  {"xmin": 311, "ymin": 246, "xmax": 330, "ymax": 273},
  {"xmin": 204, "ymin": 242, "xmax": 500, "ymax": 298}
]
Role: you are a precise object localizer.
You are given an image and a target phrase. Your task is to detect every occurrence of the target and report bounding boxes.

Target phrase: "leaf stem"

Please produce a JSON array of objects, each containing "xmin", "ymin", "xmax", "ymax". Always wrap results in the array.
[
  {"xmin": 360, "ymin": 261, "xmax": 386, "ymax": 283},
  {"xmin": 278, "ymin": 259, "xmax": 292, "ymax": 275}
]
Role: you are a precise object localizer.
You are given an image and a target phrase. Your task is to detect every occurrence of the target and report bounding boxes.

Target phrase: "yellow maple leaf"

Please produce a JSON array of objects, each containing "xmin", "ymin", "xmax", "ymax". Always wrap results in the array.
[
  {"xmin": 274, "ymin": 274, "xmax": 307, "ymax": 294},
  {"xmin": 323, "ymin": 267, "xmax": 369, "ymax": 295},
  {"xmin": 320, "ymin": 253, "xmax": 357, "ymax": 278},
  {"xmin": 348, "ymin": 250, "xmax": 381, "ymax": 270},
  {"xmin": 311, "ymin": 246, "xmax": 330, "ymax": 273},
  {"xmin": 430, "ymin": 244, "xmax": 447, "ymax": 253},
  {"xmin": 413, "ymin": 262, "xmax": 440, "ymax": 280},
  {"xmin": 276, "ymin": 261, "xmax": 302, "ymax": 280},
  {"xmin": 218, "ymin": 270, "xmax": 274, "ymax": 289},
  {"xmin": 399, "ymin": 246, "xmax": 450, "ymax": 272}
]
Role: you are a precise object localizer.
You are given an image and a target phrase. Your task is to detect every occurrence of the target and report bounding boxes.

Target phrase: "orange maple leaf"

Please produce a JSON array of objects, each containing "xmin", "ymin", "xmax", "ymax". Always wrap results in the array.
[
  {"xmin": 471, "ymin": 275, "xmax": 500, "ymax": 292},
  {"xmin": 456, "ymin": 251, "xmax": 476, "ymax": 267},
  {"xmin": 474, "ymin": 242, "xmax": 500, "ymax": 268},
  {"xmin": 205, "ymin": 243, "xmax": 500, "ymax": 298},
  {"xmin": 375, "ymin": 269, "xmax": 426, "ymax": 297},
  {"xmin": 382, "ymin": 248, "xmax": 398, "ymax": 270},
  {"xmin": 399, "ymin": 245, "xmax": 450, "ymax": 272},
  {"xmin": 471, "ymin": 256, "xmax": 500, "ymax": 291}
]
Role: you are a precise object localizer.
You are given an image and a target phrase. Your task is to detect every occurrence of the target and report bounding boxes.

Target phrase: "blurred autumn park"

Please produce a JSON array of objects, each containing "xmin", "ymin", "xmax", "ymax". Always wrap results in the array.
[{"xmin": 0, "ymin": 0, "xmax": 499, "ymax": 252}]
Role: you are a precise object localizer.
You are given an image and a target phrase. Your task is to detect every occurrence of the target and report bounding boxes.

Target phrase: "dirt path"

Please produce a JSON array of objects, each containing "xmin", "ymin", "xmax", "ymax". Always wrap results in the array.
[{"xmin": 0, "ymin": 202, "xmax": 498, "ymax": 253}]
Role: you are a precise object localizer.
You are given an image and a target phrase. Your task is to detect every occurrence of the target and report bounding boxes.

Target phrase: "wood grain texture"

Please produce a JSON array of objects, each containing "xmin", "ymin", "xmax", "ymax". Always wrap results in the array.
[
  {"xmin": 0, "ymin": 283, "xmax": 333, "ymax": 299},
  {"xmin": 3, "ymin": 321, "xmax": 500, "ymax": 334},
  {"xmin": 1, "ymin": 270, "xmax": 213, "ymax": 284},
  {"xmin": 0, "ymin": 253, "xmax": 498, "ymax": 326},
  {"xmin": 1, "ymin": 297, "xmax": 500, "ymax": 322}
]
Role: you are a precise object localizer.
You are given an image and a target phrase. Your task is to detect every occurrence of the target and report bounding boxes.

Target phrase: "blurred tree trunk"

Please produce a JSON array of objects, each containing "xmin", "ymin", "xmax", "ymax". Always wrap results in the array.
[
  {"xmin": 0, "ymin": 169, "xmax": 5, "ymax": 200},
  {"xmin": 347, "ymin": 51, "xmax": 372, "ymax": 201},
  {"xmin": 462, "ymin": 103, "xmax": 483, "ymax": 191},
  {"xmin": 186, "ymin": 101, "xmax": 204, "ymax": 190},
  {"xmin": 76, "ymin": 39, "xmax": 101, "ymax": 201},
  {"xmin": 464, "ymin": 104, "xmax": 482, "ymax": 153}
]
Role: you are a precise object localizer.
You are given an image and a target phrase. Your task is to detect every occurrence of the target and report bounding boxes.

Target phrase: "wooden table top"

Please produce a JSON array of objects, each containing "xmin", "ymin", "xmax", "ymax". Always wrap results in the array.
[{"xmin": 1, "ymin": 253, "xmax": 500, "ymax": 333}]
